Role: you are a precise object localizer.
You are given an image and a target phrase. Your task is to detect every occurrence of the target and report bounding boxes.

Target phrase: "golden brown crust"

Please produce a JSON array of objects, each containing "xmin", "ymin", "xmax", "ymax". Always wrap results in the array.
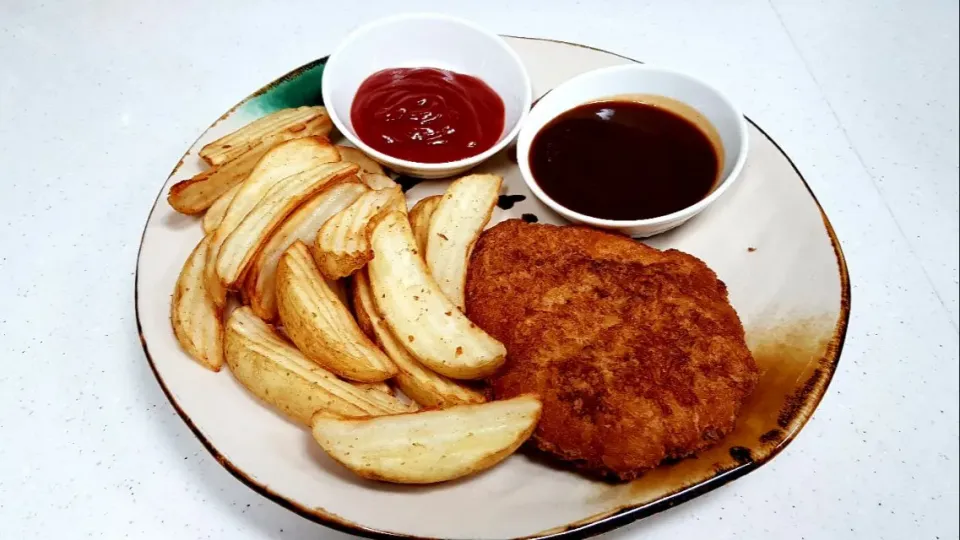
[{"xmin": 465, "ymin": 220, "xmax": 759, "ymax": 480}]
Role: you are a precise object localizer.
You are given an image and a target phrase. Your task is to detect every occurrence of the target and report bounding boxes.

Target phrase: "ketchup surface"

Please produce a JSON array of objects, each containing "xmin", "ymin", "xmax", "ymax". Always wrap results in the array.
[{"xmin": 350, "ymin": 68, "xmax": 505, "ymax": 163}]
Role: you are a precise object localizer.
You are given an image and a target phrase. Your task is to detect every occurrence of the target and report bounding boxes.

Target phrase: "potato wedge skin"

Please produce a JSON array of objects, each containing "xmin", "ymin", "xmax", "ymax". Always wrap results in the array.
[
  {"xmin": 171, "ymin": 236, "xmax": 223, "ymax": 371},
  {"xmin": 352, "ymin": 270, "xmax": 485, "ymax": 408},
  {"xmin": 367, "ymin": 211, "xmax": 506, "ymax": 380},
  {"xmin": 216, "ymin": 161, "xmax": 359, "ymax": 288},
  {"xmin": 246, "ymin": 182, "xmax": 367, "ymax": 321},
  {"xmin": 276, "ymin": 242, "xmax": 397, "ymax": 382},
  {"xmin": 201, "ymin": 107, "xmax": 332, "ymax": 166},
  {"xmin": 225, "ymin": 307, "xmax": 408, "ymax": 424},
  {"xmin": 311, "ymin": 395, "xmax": 542, "ymax": 484},
  {"xmin": 408, "ymin": 195, "xmax": 442, "ymax": 256},
  {"xmin": 426, "ymin": 174, "xmax": 502, "ymax": 309}
]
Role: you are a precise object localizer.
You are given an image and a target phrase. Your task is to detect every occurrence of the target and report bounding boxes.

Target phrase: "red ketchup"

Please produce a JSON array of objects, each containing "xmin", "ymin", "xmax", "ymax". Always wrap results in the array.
[{"xmin": 350, "ymin": 67, "xmax": 505, "ymax": 163}]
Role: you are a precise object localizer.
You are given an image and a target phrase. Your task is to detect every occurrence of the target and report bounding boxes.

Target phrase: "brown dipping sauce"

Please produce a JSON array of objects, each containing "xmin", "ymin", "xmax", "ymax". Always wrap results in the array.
[{"xmin": 529, "ymin": 99, "xmax": 721, "ymax": 220}]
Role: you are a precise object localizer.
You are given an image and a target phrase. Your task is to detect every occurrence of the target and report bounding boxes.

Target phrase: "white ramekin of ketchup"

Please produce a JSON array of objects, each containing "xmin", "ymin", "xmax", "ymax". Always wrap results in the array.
[{"xmin": 322, "ymin": 13, "xmax": 532, "ymax": 178}]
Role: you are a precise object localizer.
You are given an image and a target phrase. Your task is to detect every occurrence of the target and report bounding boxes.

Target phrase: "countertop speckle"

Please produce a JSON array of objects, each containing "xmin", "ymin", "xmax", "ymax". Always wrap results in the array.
[{"xmin": 0, "ymin": 1, "xmax": 956, "ymax": 539}]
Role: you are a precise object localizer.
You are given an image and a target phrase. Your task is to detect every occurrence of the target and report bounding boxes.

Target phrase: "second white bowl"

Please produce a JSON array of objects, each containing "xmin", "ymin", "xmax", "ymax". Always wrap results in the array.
[
  {"xmin": 322, "ymin": 13, "xmax": 532, "ymax": 179},
  {"xmin": 517, "ymin": 64, "xmax": 749, "ymax": 237}
]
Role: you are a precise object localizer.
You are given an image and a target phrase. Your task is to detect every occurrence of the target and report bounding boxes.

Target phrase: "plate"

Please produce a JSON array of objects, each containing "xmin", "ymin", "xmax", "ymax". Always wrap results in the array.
[{"xmin": 136, "ymin": 36, "xmax": 850, "ymax": 539}]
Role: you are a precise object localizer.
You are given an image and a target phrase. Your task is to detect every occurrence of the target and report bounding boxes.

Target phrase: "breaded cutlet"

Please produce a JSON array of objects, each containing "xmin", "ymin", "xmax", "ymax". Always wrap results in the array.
[{"xmin": 465, "ymin": 220, "xmax": 759, "ymax": 480}]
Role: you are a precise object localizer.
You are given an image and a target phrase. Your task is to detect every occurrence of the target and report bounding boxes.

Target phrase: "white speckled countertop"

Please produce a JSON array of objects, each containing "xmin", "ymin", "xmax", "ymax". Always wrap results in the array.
[{"xmin": 1, "ymin": 1, "xmax": 957, "ymax": 538}]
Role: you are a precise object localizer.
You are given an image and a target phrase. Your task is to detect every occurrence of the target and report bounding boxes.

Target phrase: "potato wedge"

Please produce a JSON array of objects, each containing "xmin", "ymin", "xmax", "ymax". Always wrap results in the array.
[
  {"xmin": 336, "ymin": 145, "xmax": 385, "ymax": 175},
  {"xmin": 224, "ymin": 306, "xmax": 410, "ymax": 424},
  {"xmin": 350, "ymin": 272, "xmax": 378, "ymax": 340},
  {"xmin": 426, "ymin": 174, "xmax": 502, "ymax": 309},
  {"xmin": 327, "ymin": 275, "xmax": 350, "ymax": 307},
  {"xmin": 359, "ymin": 172, "xmax": 398, "ymax": 190},
  {"xmin": 276, "ymin": 241, "xmax": 397, "ymax": 382},
  {"xmin": 355, "ymin": 382, "xmax": 420, "ymax": 412},
  {"xmin": 311, "ymin": 395, "xmax": 542, "ymax": 484},
  {"xmin": 246, "ymin": 182, "xmax": 368, "ymax": 321},
  {"xmin": 355, "ymin": 381, "xmax": 392, "ymax": 395},
  {"xmin": 169, "ymin": 114, "xmax": 333, "ymax": 214},
  {"xmin": 202, "ymin": 183, "xmax": 240, "ymax": 234},
  {"xmin": 171, "ymin": 236, "xmax": 223, "ymax": 371},
  {"xmin": 201, "ymin": 107, "xmax": 332, "ymax": 166},
  {"xmin": 216, "ymin": 161, "xmax": 359, "ymax": 288},
  {"xmin": 313, "ymin": 186, "xmax": 405, "ymax": 279},
  {"xmin": 205, "ymin": 137, "xmax": 341, "ymax": 306},
  {"xmin": 353, "ymin": 269, "xmax": 485, "ymax": 407},
  {"xmin": 408, "ymin": 195, "xmax": 442, "ymax": 255},
  {"xmin": 167, "ymin": 147, "xmax": 266, "ymax": 215},
  {"xmin": 367, "ymin": 211, "xmax": 506, "ymax": 379}
]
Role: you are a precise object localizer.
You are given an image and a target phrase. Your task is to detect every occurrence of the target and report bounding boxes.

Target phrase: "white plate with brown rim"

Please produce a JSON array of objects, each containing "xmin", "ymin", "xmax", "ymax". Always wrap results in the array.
[{"xmin": 135, "ymin": 36, "xmax": 850, "ymax": 539}]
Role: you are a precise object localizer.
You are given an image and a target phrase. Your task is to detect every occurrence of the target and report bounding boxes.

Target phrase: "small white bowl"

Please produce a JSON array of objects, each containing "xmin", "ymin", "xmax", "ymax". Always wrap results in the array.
[
  {"xmin": 322, "ymin": 14, "xmax": 532, "ymax": 179},
  {"xmin": 517, "ymin": 64, "xmax": 749, "ymax": 237}
]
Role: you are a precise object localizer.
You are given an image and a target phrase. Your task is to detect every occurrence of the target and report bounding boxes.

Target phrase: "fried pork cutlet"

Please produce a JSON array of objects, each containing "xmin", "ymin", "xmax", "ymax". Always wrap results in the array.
[{"xmin": 465, "ymin": 220, "xmax": 759, "ymax": 481}]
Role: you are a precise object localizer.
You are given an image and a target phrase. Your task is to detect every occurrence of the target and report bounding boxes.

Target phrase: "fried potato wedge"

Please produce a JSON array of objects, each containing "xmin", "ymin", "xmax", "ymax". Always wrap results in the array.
[
  {"xmin": 408, "ymin": 195, "xmax": 442, "ymax": 255},
  {"xmin": 353, "ymin": 269, "xmax": 485, "ymax": 407},
  {"xmin": 167, "ymin": 147, "xmax": 266, "ymax": 215},
  {"xmin": 202, "ymin": 183, "xmax": 240, "ymax": 234},
  {"xmin": 368, "ymin": 211, "xmax": 506, "ymax": 379},
  {"xmin": 276, "ymin": 242, "xmax": 397, "ymax": 382},
  {"xmin": 426, "ymin": 174, "xmax": 502, "ymax": 309},
  {"xmin": 359, "ymin": 172, "xmax": 398, "ymax": 190},
  {"xmin": 169, "ymin": 114, "xmax": 333, "ymax": 214},
  {"xmin": 327, "ymin": 275, "xmax": 350, "ymax": 307},
  {"xmin": 216, "ymin": 161, "xmax": 359, "ymax": 288},
  {"xmin": 351, "ymin": 272, "xmax": 379, "ymax": 340},
  {"xmin": 356, "ymin": 381, "xmax": 392, "ymax": 395},
  {"xmin": 313, "ymin": 186, "xmax": 405, "ymax": 279},
  {"xmin": 246, "ymin": 182, "xmax": 368, "ymax": 321},
  {"xmin": 201, "ymin": 107, "xmax": 332, "ymax": 166},
  {"xmin": 171, "ymin": 236, "xmax": 223, "ymax": 371},
  {"xmin": 336, "ymin": 145, "xmax": 385, "ymax": 175},
  {"xmin": 311, "ymin": 395, "xmax": 542, "ymax": 484},
  {"xmin": 205, "ymin": 137, "xmax": 341, "ymax": 306},
  {"xmin": 335, "ymin": 145, "xmax": 398, "ymax": 189},
  {"xmin": 224, "ymin": 307, "xmax": 410, "ymax": 424},
  {"xmin": 355, "ymin": 382, "xmax": 420, "ymax": 412}
]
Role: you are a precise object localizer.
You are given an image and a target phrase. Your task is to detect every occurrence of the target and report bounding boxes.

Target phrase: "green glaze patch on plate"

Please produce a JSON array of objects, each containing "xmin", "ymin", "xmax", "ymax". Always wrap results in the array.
[{"xmin": 241, "ymin": 58, "xmax": 327, "ymax": 115}]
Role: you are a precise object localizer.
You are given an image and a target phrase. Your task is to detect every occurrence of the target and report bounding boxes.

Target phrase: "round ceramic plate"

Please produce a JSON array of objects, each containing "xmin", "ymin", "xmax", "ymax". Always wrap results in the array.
[{"xmin": 136, "ymin": 37, "xmax": 849, "ymax": 539}]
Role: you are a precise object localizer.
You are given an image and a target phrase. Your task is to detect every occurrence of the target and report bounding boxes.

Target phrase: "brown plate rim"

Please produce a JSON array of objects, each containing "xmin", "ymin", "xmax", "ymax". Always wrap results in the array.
[{"xmin": 134, "ymin": 35, "xmax": 851, "ymax": 540}]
